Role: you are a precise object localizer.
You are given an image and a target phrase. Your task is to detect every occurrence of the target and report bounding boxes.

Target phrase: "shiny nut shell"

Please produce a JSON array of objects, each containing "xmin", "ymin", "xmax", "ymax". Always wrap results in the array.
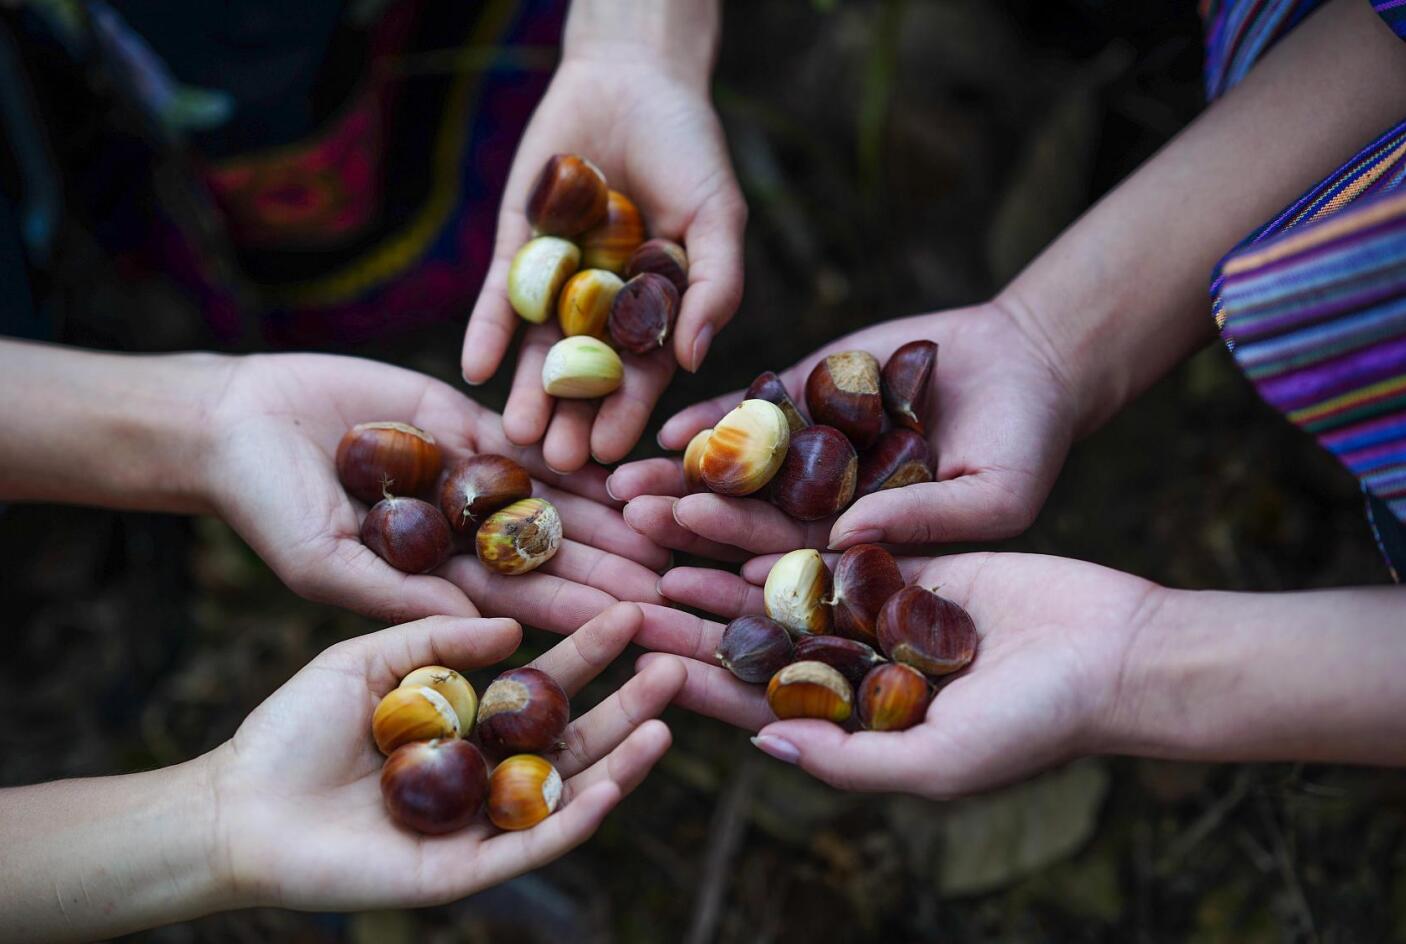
[
  {"xmin": 381, "ymin": 739, "xmax": 488, "ymax": 835},
  {"xmin": 699, "ymin": 399, "xmax": 791, "ymax": 496},
  {"xmin": 828, "ymin": 543, "xmax": 905, "ymax": 641},
  {"xmin": 525, "ymin": 154, "xmax": 609, "ymax": 236},
  {"xmin": 399, "ymin": 666, "xmax": 479, "ymax": 734},
  {"xmin": 876, "ymin": 586, "xmax": 978, "ymax": 677},
  {"xmin": 770, "ymin": 425, "xmax": 857, "ymax": 521},
  {"xmin": 805, "ymin": 351, "xmax": 884, "ymax": 450},
  {"xmin": 745, "ymin": 370, "xmax": 808, "ymax": 433},
  {"xmin": 857, "ymin": 429, "xmax": 934, "ymax": 496},
  {"xmin": 487, "ymin": 754, "xmax": 563, "ymax": 831},
  {"xmin": 766, "ymin": 660, "xmax": 853, "ymax": 722},
  {"xmin": 608, "ymin": 272, "xmax": 680, "ymax": 354},
  {"xmin": 372, "ymin": 685, "xmax": 461, "ymax": 754},
  {"xmin": 792, "ymin": 635, "xmax": 885, "ymax": 690},
  {"xmin": 715, "ymin": 615, "xmax": 794, "ymax": 684},
  {"xmin": 625, "ymin": 238, "xmax": 688, "ymax": 295},
  {"xmin": 336, "ymin": 421, "xmax": 443, "ymax": 504},
  {"xmin": 881, "ymin": 340, "xmax": 937, "ymax": 433},
  {"xmin": 476, "ymin": 667, "xmax": 570, "ymax": 755},
  {"xmin": 438, "ymin": 455, "xmax": 532, "ymax": 534},
  {"xmin": 579, "ymin": 190, "xmax": 645, "ymax": 273},
  {"xmin": 558, "ymin": 268, "xmax": 623, "ymax": 339},
  {"xmin": 361, "ymin": 496, "xmax": 453, "ymax": 574},
  {"xmin": 857, "ymin": 662, "xmax": 930, "ymax": 731}
]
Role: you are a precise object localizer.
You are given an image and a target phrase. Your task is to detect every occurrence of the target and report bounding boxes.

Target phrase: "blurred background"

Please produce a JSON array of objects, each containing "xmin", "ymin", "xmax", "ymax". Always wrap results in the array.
[{"xmin": 2, "ymin": 0, "xmax": 1402, "ymax": 941}]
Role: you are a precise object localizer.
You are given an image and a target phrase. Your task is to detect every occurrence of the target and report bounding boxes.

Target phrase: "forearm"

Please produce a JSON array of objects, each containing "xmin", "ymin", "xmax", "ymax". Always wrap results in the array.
[
  {"xmin": 0, "ymin": 756, "xmax": 234, "ymax": 943},
  {"xmin": 0, "ymin": 340, "xmax": 232, "ymax": 513},
  {"xmin": 1000, "ymin": 0, "xmax": 1406, "ymax": 434},
  {"xmin": 1105, "ymin": 583, "xmax": 1406, "ymax": 765},
  {"xmin": 562, "ymin": 0, "xmax": 719, "ymax": 88}
]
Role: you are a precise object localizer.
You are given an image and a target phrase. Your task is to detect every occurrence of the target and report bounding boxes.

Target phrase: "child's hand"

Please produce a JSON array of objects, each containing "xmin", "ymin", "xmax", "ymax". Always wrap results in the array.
[
  {"xmin": 209, "ymin": 603, "xmax": 684, "ymax": 910},
  {"xmin": 607, "ymin": 302, "xmax": 1076, "ymax": 558}
]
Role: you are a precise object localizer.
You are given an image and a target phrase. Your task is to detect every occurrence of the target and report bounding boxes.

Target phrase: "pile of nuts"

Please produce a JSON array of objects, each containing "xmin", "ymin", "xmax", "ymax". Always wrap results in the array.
[
  {"xmin": 335, "ymin": 422, "xmax": 562, "ymax": 576},
  {"xmin": 715, "ymin": 545, "xmax": 978, "ymax": 731},
  {"xmin": 682, "ymin": 342, "xmax": 938, "ymax": 520},
  {"xmin": 506, "ymin": 153, "xmax": 691, "ymax": 399},
  {"xmin": 374, "ymin": 664, "xmax": 572, "ymax": 834}
]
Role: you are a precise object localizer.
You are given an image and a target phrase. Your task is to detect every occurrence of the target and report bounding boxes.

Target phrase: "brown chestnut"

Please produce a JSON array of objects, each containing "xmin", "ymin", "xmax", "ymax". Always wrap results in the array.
[
  {"xmin": 526, "ymin": 154, "xmax": 608, "ymax": 236},
  {"xmin": 763, "ymin": 549, "xmax": 832, "ymax": 637},
  {"xmin": 857, "ymin": 429, "xmax": 934, "ymax": 496},
  {"xmin": 380, "ymin": 738, "xmax": 488, "ymax": 835},
  {"xmin": 682, "ymin": 428, "xmax": 713, "ymax": 493},
  {"xmin": 580, "ymin": 190, "xmax": 645, "ymax": 273},
  {"xmin": 336, "ymin": 421, "xmax": 443, "ymax": 504},
  {"xmin": 608, "ymin": 272, "xmax": 680, "ymax": 354},
  {"xmin": 715, "ymin": 615, "xmax": 794, "ymax": 684},
  {"xmin": 827, "ymin": 543, "xmax": 904, "ymax": 641},
  {"xmin": 877, "ymin": 587, "xmax": 978, "ymax": 677},
  {"xmin": 766, "ymin": 660, "xmax": 853, "ymax": 723},
  {"xmin": 881, "ymin": 340, "xmax": 937, "ymax": 433},
  {"xmin": 487, "ymin": 754, "xmax": 562, "ymax": 831},
  {"xmin": 699, "ymin": 399, "xmax": 791, "ymax": 496},
  {"xmin": 770, "ymin": 425, "xmax": 857, "ymax": 521},
  {"xmin": 439, "ymin": 455, "xmax": 532, "ymax": 534},
  {"xmin": 625, "ymin": 238, "xmax": 688, "ymax": 295},
  {"xmin": 475, "ymin": 497, "xmax": 562, "ymax": 575},
  {"xmin": 476, "ymin": 667, "xmax": 570, "ymax": 755},
  {"xmin": 362, "ymin": 495, "xmax": 452, "ymax": 574},
  {"xmin": 792, "ymin": 635, "xmax": 885, "ymax": 690},
  {"xmin": 857, "ymin": 663, "xmax": 930, "ymax": 731},
  {"xmin": 745, "ymin": 370, "xmax": 808, "ymax": 434},
  {"xmin": 805, "ymin": 351, "xmax": 884, "ymax": 450}
]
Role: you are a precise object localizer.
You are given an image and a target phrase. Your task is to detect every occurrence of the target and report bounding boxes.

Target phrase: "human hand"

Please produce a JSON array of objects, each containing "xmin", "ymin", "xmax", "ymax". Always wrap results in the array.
[
  {"xmin": 202, "ymin": 353, "xmax": 669, "ymax": 625},
  {"xmin": 632, "ymin": 552, "xmax": 1159, "ymax": 798},
  {"xmin": 607, "ymin": 301, "xmax": 1078, "ymax": 558},
  {"xmin": 460, "ymin": 51, "xmax": 746, "ymax": 472},
  {"xmin": 207, "ymin": 603, "xmax": 684, "ymax": 910}
]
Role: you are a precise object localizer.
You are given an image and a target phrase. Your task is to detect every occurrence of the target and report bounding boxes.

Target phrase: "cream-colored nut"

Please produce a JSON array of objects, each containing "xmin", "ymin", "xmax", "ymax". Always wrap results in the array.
[
  {"xmin": 541, "ymin": 336, "xmax": 624, "ymax": 398},
  {"xmin": 509, "ymin": 236, "xmax": 580, "ymax": 324},
  {"xmin": 682, "ymin": 427, "xmax": 713, "ymax": 493},
  {"xmin": 764, "ymin": 548, "xmax": 833, "ymax": 637},
  {"xmin": 558, "ymin": 268, "xmax": 623, "ymax": 339},
  {"xmin": 698, "ymin": 399, "xmax": 790, "ymax": 496}
]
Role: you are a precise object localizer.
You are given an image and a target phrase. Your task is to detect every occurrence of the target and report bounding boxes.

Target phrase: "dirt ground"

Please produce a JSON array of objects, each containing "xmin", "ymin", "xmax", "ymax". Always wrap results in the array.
[{"xmin": 4, "ymin": 1, "xmax": 1405, "ymax": 941}]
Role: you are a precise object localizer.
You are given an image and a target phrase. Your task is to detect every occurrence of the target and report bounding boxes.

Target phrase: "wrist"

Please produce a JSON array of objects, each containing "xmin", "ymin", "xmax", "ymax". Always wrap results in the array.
[{"xmin": 562, "ymin": 0, "xmax": 718, "ymax": 90}]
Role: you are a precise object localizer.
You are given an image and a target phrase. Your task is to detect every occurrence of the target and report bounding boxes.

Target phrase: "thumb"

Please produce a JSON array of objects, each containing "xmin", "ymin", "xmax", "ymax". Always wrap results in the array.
[
  {"xmin": 828, "ymin": 475, "xmax": 1039, "ymax": 549},
  {"xmin": 750, "ymin": 721, "xmax": 931, "ymax": 794}
]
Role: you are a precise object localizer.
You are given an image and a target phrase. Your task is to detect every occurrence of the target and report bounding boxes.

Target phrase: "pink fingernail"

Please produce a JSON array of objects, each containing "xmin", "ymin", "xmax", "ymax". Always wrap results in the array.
[
  {"xmin": 751, "ymin": 735, "xmax": 799, "ymax": 765},
  {"xmin": 605, "ymin": 475, "xmax": 620, "ymax": 502},
  {"xmin": 688, "ymin": 325, "xmax": 715, "ymax": 373},
  {"xmin": 828, "ymin": 527, "xmax": 881, "ymax": 550}
]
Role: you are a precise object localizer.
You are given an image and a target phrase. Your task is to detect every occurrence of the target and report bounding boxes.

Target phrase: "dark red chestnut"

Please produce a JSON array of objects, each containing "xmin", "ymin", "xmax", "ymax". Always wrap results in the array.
[
  {"xmin": 336, "ymin": 421, "xmax": 443, "ymax": 504},
  {"xmin": 380, "ymin": 738, "xmax": 488, "ymax": 835},
  {"xmin": 715, "ymin": 615, "xmax": 794, "ymax": 684},
  {"xmin": 745, "ymin": 370, "xmax": 808, "ymax": 434},
  {"xmin": 805, "ymin": 351, "xmax": 884, "ymax": 450},
  {"xmin": 476, "ymin": 667, "xmax": 570, "ymax": 755},
  {"xmin": 526, "ymin": 154, "xmax": 609, "ymax": 236},
  {"xmin": 792, "ymin": 635, "xmax": 885, "ymax": 690},
  {"xmin": 858, "ymin": 663, "xmax": 930, "ymax": 731},
  {"xmin": 608, "ymin": 272, "xmax": 680, "ymax": 353},
  {"xmin": 881, "ymin": 340, "xmax": 937, "ymax": 433},
  {"xmin": 361, "ymin": 495, "xmax": 453, "ymax": 574},
  {"xmin": 770, "ymin": 425, "xmax": 857, "ymax": 521},
  {"xmin": 857, "ymin": 429, "xmax": 934, "ymax": 496},
  {"xmin": 828, "ymin": 543, "xmax": 904, "ymax": 641},
  {"xmin": 439, "ymin": 455, "xmax": 532, "ymax": 534},
  {"xmin": 626, "ymin": 238, "xmax": 689, "ymax": 295},
  {"xmin": 877, "ymin": 587, "xmax": 977, "ymax": 677}
]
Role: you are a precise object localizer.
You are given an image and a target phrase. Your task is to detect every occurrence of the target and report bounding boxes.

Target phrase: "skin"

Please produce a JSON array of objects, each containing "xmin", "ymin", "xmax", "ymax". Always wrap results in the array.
[
  {"xmin": 609, "ymin": 0, "xmax": 1406, "ymax": 556},
  {"xmin": 0, "ymin": 340, "xmax": 669, "ymax": 626},
  {"xmin": 0, "ymin": 604, "xmax": 685, "ymax": 942},
  {"xmin": 460, "ymin": 0, "xmax": 746, "ymax": 471}
]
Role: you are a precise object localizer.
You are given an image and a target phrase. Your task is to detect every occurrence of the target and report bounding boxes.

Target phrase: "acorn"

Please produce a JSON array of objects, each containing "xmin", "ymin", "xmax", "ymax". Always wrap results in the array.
[
  {"xmin": 857, "ymin": 429, "xmax": 933, "ymax": 495},
  {"xmin": 579, "ymin": 189, "xmax": 645, "ymax": 273},
  {"xmin": 881, "ymin": 340, "xmax": 937, "ymax": 434},
  {"xmin": 438, "ymin": 455, "xmax": 532, "ymax": 535},
  {"xmin": 381, "ymin": 739, "xmax": 488, "ymax": 835},
  {"xmin": 770, "ymin": 425, "xmax": 857, "ymax": 521},
  {"xmin": 372, "ymin": 685, "xmax": 462, "ymax": 755},
  {"xmin": 827, "ymin": 544, "xmax": 904, "ymax": 642},
  {"xmin": 805, "ymin": 351, "xmax": 884, "ymax": 450},
  {"xmin": 487, "ymin": 754, "xmax": 563, "ymax": 831},
  {"xmin": 361, "ymin": 495, "xmax": 453, "ymax": 575},
  {"xmin": 698, "ymin": 399, "xmax": 790, "ymax": 496},
  {"xmin": 558, "ymin": 268, "xmax": 624, "ymax": 339},
  {"xmin": 476, "ymin": 667, "xmax": 570, "ymax": 755},
  {"xmin": 609, "ymin": 273, "xmax": 679, "ymax": 354},
  {"xmin": 526, "ymin": 154, "xmax": 608, "ymax": 236},
  {"xmin": 763, "ymin": 549, "xmax": 832, "ymax": 637}
]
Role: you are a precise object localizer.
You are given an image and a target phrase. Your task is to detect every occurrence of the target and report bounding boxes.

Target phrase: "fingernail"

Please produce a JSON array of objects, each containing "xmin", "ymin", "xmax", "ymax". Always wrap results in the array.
[
  {"xmin": 751, "ymin": 734, "xmax": 799, "ymax": 765},
  {"xmin": 605, "ymin": 475, "xmax": 620, "ymax": 502},
  {"xmin": 669, "ymin": 497, "xmax": 686, "ymax": 527},
  {"xmin": 655, "ymin": 578, "xmax": 667, "ymax": 599},
  {"xmin": 463, "ymin": 372, "xmax": 486, "ymax": 387},
  {"xmin": 688, "ymin": 325, "xmax": 714, "ymax": 373},
  {"xmin": 828, "ymin": 527, "xmax": 881, "ymax": 550}
]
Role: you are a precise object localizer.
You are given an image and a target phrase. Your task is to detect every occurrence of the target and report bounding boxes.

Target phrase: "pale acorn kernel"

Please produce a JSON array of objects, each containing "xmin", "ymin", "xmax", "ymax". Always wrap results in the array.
[
  {"xmin": 774, "ymin": 661, "xmax": 852, "ymax": 705},
  {"xmin": 827, "ymin": 351, "xmax": 881, "ymax": 395},
  {"xmin": 541, "ymin": 336, "xmax": 623, "ymax": 399},
  {"xmin": 682, "ymin": 427, "xmax": 713, "ymax": 492},
  {"xmin": 508, "ymin": 237, "xmax": 580, "ymax": 323},
  {"xmin": 763, "ymin": 548, "xmax": 832, "ymax": 636}
]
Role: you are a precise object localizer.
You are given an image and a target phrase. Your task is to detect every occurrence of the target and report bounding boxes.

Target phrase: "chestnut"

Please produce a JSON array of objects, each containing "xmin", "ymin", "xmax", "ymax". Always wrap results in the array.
[
  {"xmin": 580, "ymin": 189, "xmax": 646, "ymax": 273},
  {"xmin": 372, "ymin": 684, "xmax": 462, "ymax": 755},
  {"xmin": 857, "ymin": 429, "xmax": 933, "ymax": 496},
  {"xmin": 487, "ymin": 754, "xmax": 562, "ymax": 831},
  {"xmin": 770, "ymin": 425, "xmax": 857, "ymax": 521},
  {"xmin": 881, "ymin": 340, "xmax": 937, "ymax": 433},
  {"xmin": 765, "ymin": 660, "xmax": 853, "ymax": 723},
  {"xmin": 476, "ymin": 667, "xmax": 570, "ymax": 755},
  {"xmin": 381, "ymin": 738, "xmax": 488, "ymax": 835},
  {"xmin": 682, "ymin": 428, "xmax": 713, "ymax": 493},
  {"xmin": 792, "ymin": 635, "xmax": 885, "ymax": 690},
  {"xmin": 876, "ymin": 586, "xmax": 978, "ymax": 677},
  {"xmin": 857, "ymin": 662, "xmax": 930, "ymax": 732},
  {"xmin": 508, "ymin": 236, "xmax": 580, "ymax": 324},
  {"xmin": 439, "ymin": 455, "xmax": 532, "ymax": 534},
  {"xmin": 541, "ymin": 336, "xmax": 624, "ymax": 399},
  {"xmin": 763, "ymin": 549, "xmax": 832, "ymax": 637},
  {"xmin": 699, "ymin": 399, "xmax": 791, "ymax": 496},
  {"xmin": 827, "ymin": 543, "xmax": 904, "ymax": 641},
  {"xmin": 715, "ymin": 615, "xmax": 794, "ymax": 684},
  {"xmin": 558, "ymin": 268, "xmax": 624, "ymax": 339},
  {"xmin": 475, "ymin": 497, "xmax": 562, "ymax": 575},
  {"xmin": 398, "ymin": 666, "xmax": 479, "ymax": 734},
  {"xmin": 525, "ymin": 154, "xmax": 608, "ymax": 236},
  {"xmin": 608, "ymin": 272, "xmax": 680, "ymax": 354},
  {"xmin": 805, "ymin": 351, "xmax": 884, "ymax": 450},
  {"xmin": 336, "ymin": 421, "xmax": 443, "ymax": 504},
  {"xmin": 745, "ymin": 370, "xmax": 808, "ymax": 434},
  {"xmin": 361, "ymin": 495, "xmax": 452, "ymax": 574},
  {"xmin": 625, "ymin": 238, "xmax": 688, "ymax": 295}
]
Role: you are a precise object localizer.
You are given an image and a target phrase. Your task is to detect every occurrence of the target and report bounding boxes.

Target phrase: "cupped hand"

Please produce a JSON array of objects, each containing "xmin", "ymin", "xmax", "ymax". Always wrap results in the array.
[
  {"xmin": 631, "ymin": 552, "xmax": 1161, "ymax": 799},
  {"xmin": 460, "ymin": 55, "xmax": 746, "ymax": 472},
  {"xmin": 202, "ymin": 353, "xmax": 669, "ymax": 625},
  {"xmin": 608, "ymin": 301, "xmax": 1077, "ymax": 557},
  {"xmin": 207, "ymin": 603, "xmax": 685, "ymax": 911}
]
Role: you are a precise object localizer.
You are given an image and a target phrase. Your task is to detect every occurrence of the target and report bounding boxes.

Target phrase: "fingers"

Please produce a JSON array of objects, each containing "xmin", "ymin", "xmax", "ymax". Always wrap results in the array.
[
  {"xmin": 607, "ymin": 458, "xmax": 688, "ymax": 502},
  {"xmin": 560, "ymin": 717, "xmax": 674, "ymax": 803},
  {"xmin": 671, "ymin": 493, "xmax": 830, "ymax": 555},
  {"xmin": 556, "ymin": 658, "xmax": 686, "ymax": 778},
  {"xmin": 590, "ymin": 345, "xmax": 676, "ymax": 464},
  {"xmin": 529, "ymin": 601, "xmax": 644, "ymax": 695},
  {"xmin": 294, "ymin": 538, "xmax": 481, "ymax": 624},
  {"xmin": 657, "ymin": 388, "xmax": 742, "ymax": 450},
  {"xmin": 635, "ymin": 602, "xmax": 725, "ymax": 661},
  {"xmin": 537, "ymin": 539, "xmax": 664, "ymax": 606},
  {"xmin": 440, "ymin": 555, "xmax": 617, "ymax": 636},
  {"xmin": 657, "ymin": 567, "xmax": 762, "ymax": 621},
  {"xmin": 502, "ymin": 323, "xmax": 560, "ymax": 447},
  {"xmin": 542, "ymin": 399, "xmax": 596, "ymax": 473},
  {"xmin": 537, "ymin": 483, "xmax": 669, "ymax": 571},
  {"xmin": 751, "ymin": 722, "xmax": 933, "ymax": 794},
  {"xmin": 622, "ymin": 497, "xmax": 750, "ymax": 562},
  {"xmin": 829, "ymin": 475, "xmax": 1038, "ymax": 549},
  {"xmin": 333, "ymin": 614, "xmax": 523, "ymax": 694},
  {"xmin": 672, "ymin": 191, "xmax": 747, "ymax": 373},
  {"xmin": 461, "ymin": 210, "xmax": 532, "ymax": 385},
  {"xmin": 641, "ymin": 652, "xmax": 772, "ymax": 731}
]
